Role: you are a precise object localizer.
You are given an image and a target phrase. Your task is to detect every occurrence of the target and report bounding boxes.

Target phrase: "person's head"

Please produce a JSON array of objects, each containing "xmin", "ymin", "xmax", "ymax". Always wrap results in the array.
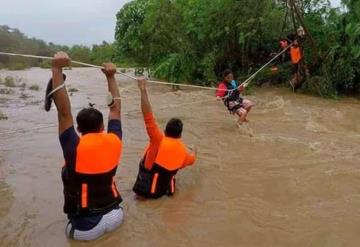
[
  {"xmin": 76, "ymin": 107, "xmax": 104, "ymax": 135},
  {"xmin": 165, "ymin": 118, "xmax": 183, "ymax": 139},
  {"xmin": 222, "ymin": 69, "xmax": 234, "ymax": 83}
]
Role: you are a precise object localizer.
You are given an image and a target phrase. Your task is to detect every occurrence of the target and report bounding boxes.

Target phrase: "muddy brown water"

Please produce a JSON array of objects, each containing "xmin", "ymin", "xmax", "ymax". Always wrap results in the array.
[{"xmin": 0, "ymin": 68, "xmax": 359, "ymax": 247}]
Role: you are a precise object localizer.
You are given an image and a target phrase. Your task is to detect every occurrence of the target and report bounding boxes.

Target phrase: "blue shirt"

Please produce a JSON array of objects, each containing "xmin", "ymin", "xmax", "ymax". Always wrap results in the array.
[{"xmin": 230, "ymin": 80, "xmax": 238, "ymax": 90}]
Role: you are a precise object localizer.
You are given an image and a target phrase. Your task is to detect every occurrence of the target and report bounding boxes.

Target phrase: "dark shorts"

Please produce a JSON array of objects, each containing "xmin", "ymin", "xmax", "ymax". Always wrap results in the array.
[{"xmin": 292, "ymin": 63, "xmax": 300, "ymax": 74}]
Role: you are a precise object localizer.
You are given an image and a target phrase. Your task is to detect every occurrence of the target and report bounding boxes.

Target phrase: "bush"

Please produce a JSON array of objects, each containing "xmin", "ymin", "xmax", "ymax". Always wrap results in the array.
[
  {"xmin": 29, "ymin": 84, "xmax": 40, "ymax": 91},
  {"xmin": 0, "ymin": 111, "xmax": 8, "ymax": 120},
  {"xmin": 39, "ymin": 61, "xmax": 52, "ymax": 69},
  {"xmin": 9, "ymin": 62, "xmax": 28, "ymax": 70},
  {"xmin": 20, "ymin": 93, "xmax": 31, "ymax": 99},
  {"xmin": 303, "ymin": 76, "xmax": 338, "ymax": 98},
  {"xmin": 4, "ymin": 76, "xmax": 15, "ymax": 87},
  {"xmin": 68, "ymin": 87, "xmax": 79, "ymax": 93},
  {"xmin": 0, "ymin": 88, "xmax": 15, "ymax": 95}
]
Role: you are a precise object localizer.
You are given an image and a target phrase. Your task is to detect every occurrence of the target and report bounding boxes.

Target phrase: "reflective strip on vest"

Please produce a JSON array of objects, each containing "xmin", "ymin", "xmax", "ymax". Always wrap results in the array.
[
  {"xmin": 170, "ymin": 177, "xmax": 175, "ymax": 194},
  {"xmin": 151, "ymin": 173, "xmax": 159, "ymax": 194},
  {"xmin": 112, "ymin": 177, "xmax": 119, "ymax": 198},
  {"xmin": 154, "ymin": 137, "xmax": 187, "ymax": 171},
  {"xmin": 75, "ymin": 133, "xmax": 122, "ymax": 174},
  {"xmin": 81, "ymin": 183, "xmax": 88, "ymax": 208}
]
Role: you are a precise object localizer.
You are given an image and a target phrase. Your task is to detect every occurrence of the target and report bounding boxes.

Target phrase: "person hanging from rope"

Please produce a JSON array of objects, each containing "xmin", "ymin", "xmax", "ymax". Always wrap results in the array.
[
  {"xmin": 216, "ymin": 69, "xmax": 254, "ymax": 125},
  {"xmin": 46, "ymin": 51, "xmax": 124, "ymax": 241},
  {"xmin": 132, "ymin": 77, "xmax": 197, "ymax": 199},
  {"xmin": 289, "ymin": 39, "xmax": 304, "ymax": 91}
]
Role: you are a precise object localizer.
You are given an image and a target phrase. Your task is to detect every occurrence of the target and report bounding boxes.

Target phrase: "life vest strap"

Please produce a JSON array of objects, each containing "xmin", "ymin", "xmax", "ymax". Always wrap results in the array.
[{"xmin": 81, "ymin": 183, "xmax": 88, "ymax": 208}]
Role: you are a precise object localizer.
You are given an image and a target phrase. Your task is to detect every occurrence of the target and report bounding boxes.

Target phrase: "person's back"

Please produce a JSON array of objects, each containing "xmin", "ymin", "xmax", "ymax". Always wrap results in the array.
[
  {"xmin": 47, "ymin": 52, "xmax": 124, "ymax": 241},
  {"xmin": 132, "ymin": 78, "xmax": 196, "ymax": 199}
]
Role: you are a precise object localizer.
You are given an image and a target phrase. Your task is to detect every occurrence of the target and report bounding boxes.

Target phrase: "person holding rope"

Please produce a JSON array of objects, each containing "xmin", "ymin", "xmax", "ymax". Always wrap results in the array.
[
  {"xmin": 47, "ymin": 52, "xmax": 124, "ymax": 241},
  {"xmin": 132, "ymin": 77, "xmax": 197, "ymax": 199},
  {"xmin": 290, "ymin": 38, "xmax": 307, "ymax": 91},
  {"xmin": 216, "ymin": 69, "xmax": 254, "ymax": 125}
]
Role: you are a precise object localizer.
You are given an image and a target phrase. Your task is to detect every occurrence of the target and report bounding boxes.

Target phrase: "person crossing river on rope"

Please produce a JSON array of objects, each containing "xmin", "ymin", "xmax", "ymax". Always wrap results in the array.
[
  {"xmin": 132, "ymin": 77, "xmax": 197, "ymax": 199},
  {"xmin": 216, "ymin": 69, "xmax": 254, "ymax": 125},
  {"xmin": 47, "ymin": 52, "xmax": 124, "ymax": 241},
  {"xmin": 290, "ymin": 39, "xmax": 304, "ymax": 91}
]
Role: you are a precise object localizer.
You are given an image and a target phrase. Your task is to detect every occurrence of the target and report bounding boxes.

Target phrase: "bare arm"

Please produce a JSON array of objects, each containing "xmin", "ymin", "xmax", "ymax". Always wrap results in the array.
[
  {"xmin": 138, "ymin": 77, "xmax": 152, "ymax": 115},
  {"xmin": 51, "ymin": 52, "xmax": 73, "ymax": 135},
  {"xmin": 102, "ymin": 63, "xmax": 121, "ymax": 120}
]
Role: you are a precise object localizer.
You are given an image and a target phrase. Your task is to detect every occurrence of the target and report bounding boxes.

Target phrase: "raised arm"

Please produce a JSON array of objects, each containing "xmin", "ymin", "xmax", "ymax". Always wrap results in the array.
[
  {"xmin": 102, "ymin": 63, "xmax": 121, "ymax": 121},
  {"xmin": 52, "ymin": 52, "xmax": 73, "ymax": 135},
  {"xmin": 138, "ymin": 78, "xmax": 153, "ymax": 115},
  {"xmin": 137, "ymin": 78, "xmax": 163, "ymax": 170}
]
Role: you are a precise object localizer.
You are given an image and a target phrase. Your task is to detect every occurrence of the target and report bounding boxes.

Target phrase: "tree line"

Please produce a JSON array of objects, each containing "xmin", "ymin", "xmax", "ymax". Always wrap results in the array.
[
  {"xmin": 114, "ymin": 0, "xmax": 360, "ymax": 97},
  {"xmin": 0, "ymin": 25, "xmax": 114, "ymax": 70},
  {"xmin": 1, "ymin": 0, "xmax": 359, "ymax": 97}
]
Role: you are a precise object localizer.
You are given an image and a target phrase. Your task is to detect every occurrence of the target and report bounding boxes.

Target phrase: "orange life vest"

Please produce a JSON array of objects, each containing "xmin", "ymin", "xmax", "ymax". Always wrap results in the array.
[
  {"xmin": 133, "ymin": 137, "xmax": 188, "ymax": 198},
  {"xmin": 62, "ymin": 133, "xmax": 122, "ymax": 216},
  {"xmin": 290, "ymin": 46, "xmax": 302, "ymax": 64}
]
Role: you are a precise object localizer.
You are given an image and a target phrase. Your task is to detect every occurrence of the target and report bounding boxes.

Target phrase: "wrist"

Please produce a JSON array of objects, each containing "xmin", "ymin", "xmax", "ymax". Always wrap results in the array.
[
  {"xmin": 52, "ymin": 67, "xmax": 63, "ymax": 73},
  {"xmin": 106, "ymin": 75, "xmax": 116, "ymax": 80}
]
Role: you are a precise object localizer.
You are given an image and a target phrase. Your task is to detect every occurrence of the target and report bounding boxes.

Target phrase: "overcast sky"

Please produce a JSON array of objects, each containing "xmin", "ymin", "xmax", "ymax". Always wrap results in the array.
[{"xmin": 0, "ymin": 0, "xmax": 342, "ymax": 46}]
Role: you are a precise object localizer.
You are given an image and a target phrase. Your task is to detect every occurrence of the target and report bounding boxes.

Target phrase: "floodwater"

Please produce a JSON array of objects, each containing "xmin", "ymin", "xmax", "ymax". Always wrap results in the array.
[{"xmin": 0, "ymin": 68, "xmax": 359, "ymax": 247}]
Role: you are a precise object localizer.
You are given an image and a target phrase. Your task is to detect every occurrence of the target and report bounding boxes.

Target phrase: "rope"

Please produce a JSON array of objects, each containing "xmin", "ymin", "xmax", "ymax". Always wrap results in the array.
[
  {"xmin": 0, "ymin": 98, "xmax": 216, "ymax": 137},
  {"xmin": 0, "ymin": 51, "xmax": 222, "ymax": 91},
  {"xmin": 239, "ymin": 42, "xmax": 293, "ymax": 88},
  {"xmin": 0, "ymin": 44, "xmax": 292, "ymax": 92}
]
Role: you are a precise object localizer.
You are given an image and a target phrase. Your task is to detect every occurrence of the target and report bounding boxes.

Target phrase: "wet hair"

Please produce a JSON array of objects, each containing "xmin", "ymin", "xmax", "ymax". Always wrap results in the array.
[
  {"xmin": 165, "ymin": 118, "xmax": 183, "ymax": 138},
  {"xmin": 222, "ymin": 69, "xmax": 233, "ymax": 79},
  {"xmin": 76, "ymin": 107, "xmax": 104, "ymax": 135}
]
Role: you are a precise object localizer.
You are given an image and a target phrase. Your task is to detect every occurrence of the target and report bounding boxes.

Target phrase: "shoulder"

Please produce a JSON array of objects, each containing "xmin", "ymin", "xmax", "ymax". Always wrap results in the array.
[{"xmin": 105, "ymin": 133, "xmax": 122, "ymax": 145}]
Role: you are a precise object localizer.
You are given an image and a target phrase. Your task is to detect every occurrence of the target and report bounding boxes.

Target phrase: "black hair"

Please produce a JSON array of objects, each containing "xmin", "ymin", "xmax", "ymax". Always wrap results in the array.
[
  {"xmin": 165, "ymin": 118, "xmax": 183, "ymax": 138},
  {"xmin": 222, "ymin": 69, "xmax": 233, "ymax": 79},
  {"xmin": 76, "ymin": 107, "xmax": 104, "ymax": 135}
]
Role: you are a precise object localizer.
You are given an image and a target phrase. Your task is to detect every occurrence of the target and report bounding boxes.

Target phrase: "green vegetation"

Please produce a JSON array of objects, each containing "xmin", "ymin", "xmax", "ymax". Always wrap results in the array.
[
  {"xmin": 1, "ymin": 0, "xmax": 359, "ymax": 97},
  {"xmin": 29, "ymin": 84, "xmax": 40, "ymax": 91},
  {"xmin": 115, "ymin": 0, "xmax": 360, "ymax": 96},
  {"xmin": 68, "ymin": 87, "xmax": 79, "ymax": 93},
  {"xmin": 20, "ymin": 93, "xmax": 31, "ymax": 99},
  {"xmin": 0, "ymin": 112, "xmax": 8, "ymax": 120},
  {"xmin": 0, "ymin": 88, "xmax": 15, "ymax": 95},
  {"xmin": 4, "ymin": 76, "xmax": 15, "ymax": 87},
  {"xmin": 0, "ymin": 25, "xmax": 115, "ymax": 69}
]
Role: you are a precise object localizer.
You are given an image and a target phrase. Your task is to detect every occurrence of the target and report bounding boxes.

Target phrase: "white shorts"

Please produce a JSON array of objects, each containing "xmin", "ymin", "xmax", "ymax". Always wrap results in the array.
[{"xmin": 65, "ymin": 207, "xmax": 124, "ymax": 241}]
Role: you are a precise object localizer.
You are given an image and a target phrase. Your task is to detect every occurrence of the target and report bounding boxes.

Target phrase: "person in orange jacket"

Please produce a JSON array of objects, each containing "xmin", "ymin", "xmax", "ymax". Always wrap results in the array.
[
  {"xmin": 46, "ymin": 52, "xmax": 124, "ymax": 241},
  {"xmin": 133, "ymin": 77, "xmax": 197, "ymax": 199},
  {"xmin": 290, "ymin": 39, "xmax": 304, "ymax": 91}
]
